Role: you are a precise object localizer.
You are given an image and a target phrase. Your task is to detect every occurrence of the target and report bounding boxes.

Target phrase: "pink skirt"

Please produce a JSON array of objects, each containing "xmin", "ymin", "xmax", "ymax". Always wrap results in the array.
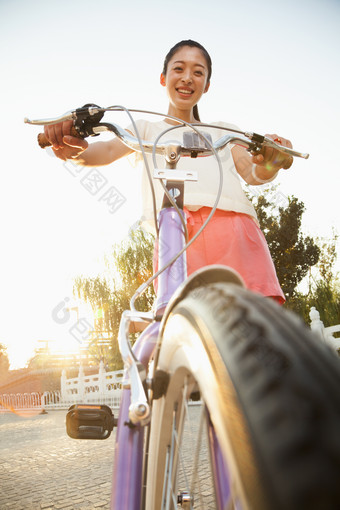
[{"xmin": 154, "ymin": 207, "xmax": 285, "ymax": 304}]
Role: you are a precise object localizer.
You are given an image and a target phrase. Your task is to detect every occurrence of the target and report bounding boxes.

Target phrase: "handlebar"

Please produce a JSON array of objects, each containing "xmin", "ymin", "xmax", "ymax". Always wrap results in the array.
[{"xmin": 24, "ymin": 105, "xmax": 309, "ymax": 160}]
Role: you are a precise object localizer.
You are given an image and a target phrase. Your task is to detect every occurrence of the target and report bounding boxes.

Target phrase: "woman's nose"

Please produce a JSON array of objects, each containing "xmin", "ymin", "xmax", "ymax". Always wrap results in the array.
[{"xmin": 181, "ymin": 72, "xmax": 192, "ymax": 84}]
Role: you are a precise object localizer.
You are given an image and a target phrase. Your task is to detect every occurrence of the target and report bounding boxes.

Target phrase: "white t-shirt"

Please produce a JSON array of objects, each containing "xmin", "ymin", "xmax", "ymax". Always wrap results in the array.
[{"xmin": 128, "ymin": 119, "xmax": 257, "ymax": 232}]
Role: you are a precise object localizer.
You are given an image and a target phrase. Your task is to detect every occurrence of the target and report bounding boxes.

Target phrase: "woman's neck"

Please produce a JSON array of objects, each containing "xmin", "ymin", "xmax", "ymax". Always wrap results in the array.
[{"xmin": 165, "ymin": 105, "xmax": 198, "ymax": 125}]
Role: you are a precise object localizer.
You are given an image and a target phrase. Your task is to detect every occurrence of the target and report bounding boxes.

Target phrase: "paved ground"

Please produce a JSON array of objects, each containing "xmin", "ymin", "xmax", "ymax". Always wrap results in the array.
[
  {"xmin": 0, "ymin": 410, "xmax": 116, "ymax": 510},
  {"xmin": 0, "ymin": 406, "xmax": 214, "ymax": 510}
]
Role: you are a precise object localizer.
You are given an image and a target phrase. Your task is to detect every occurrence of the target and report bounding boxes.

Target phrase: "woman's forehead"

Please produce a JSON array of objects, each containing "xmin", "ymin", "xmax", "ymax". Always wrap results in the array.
[{"xmin": 168, "ymin": 46, "xmax": 208, "ymax": 67}]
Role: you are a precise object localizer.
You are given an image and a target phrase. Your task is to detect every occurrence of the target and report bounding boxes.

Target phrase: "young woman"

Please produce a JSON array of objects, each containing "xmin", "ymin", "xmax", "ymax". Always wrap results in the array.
[{"xmin": 44, "ymin": 40, "xmax": 293, "ymax": 303}]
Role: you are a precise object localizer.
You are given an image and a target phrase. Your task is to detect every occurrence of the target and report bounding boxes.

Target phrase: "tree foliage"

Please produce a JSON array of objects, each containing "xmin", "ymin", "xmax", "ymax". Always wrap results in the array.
[
  {"xmin": 316, "ymin": 230, "xmax": 339, "ymax": 281},
  {"xmin": 251, "ymin": 190, "xmax": 320, "ymax": 300},
  {"xmin": 0, "ymin": 343, "xmax": 10, "ymax": 381},
  {"xmin": 286, "ymin": 280, "xmax": 340, "ymax": 331},
  {"xmin": 252, "ymin": 188, "xmax": 339, "ymax": 333},
  {"xmin": 74, "ymin": 228, "xmax": 155, "ymax": 369},
  {"xmin": 285, "ymin": 232, "xmax": 340, "ymax": 331}
]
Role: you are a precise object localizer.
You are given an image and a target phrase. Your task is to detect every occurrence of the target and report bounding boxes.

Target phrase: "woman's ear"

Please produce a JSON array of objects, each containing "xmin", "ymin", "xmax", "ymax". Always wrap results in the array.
[
  {"xmin": 160, "ymin": 73, "xmax": 166, "ymax": 87},
  {"xmin": 204, "ymin": 81, "xmax": 210, "ymax": 93}
]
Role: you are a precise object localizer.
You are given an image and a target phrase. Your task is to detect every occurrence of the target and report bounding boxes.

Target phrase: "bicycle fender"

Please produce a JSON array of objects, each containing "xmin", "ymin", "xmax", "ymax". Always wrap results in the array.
[{"xmin": 160, "ymin": 264, "xmax": 245, "ymax": 334}]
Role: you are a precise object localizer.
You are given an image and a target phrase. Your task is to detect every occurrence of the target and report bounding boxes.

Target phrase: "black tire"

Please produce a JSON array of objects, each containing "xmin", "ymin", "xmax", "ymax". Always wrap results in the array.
[{"xmin": 145, "ymin": 283, "xmax": 340, "ymax": 510}]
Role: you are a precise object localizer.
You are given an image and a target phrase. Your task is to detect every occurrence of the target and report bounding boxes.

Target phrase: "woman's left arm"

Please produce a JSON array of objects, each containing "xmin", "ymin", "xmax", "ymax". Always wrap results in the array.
[{"xmin": 232, "ymin": 134, "xmax": 293, "ymax": 185}]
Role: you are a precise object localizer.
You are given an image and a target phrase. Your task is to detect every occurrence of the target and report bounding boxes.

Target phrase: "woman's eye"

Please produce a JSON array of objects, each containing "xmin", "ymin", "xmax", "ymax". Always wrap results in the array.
[{"xmin": 174, "ymin": 67, "xmax": 183, "ymax": 71}]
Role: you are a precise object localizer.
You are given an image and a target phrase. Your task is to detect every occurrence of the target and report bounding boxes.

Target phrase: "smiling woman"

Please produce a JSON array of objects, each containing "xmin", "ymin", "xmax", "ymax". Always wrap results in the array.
[{"xmin": 39, "ymin": 39, "xmax": 294, "ymax": 306}]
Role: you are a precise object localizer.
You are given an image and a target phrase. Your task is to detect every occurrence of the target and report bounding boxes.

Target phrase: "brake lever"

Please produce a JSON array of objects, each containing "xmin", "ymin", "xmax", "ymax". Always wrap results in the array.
[
  {"xmin": 73, "ymin": 103, "xmax": 104, "ymax": 138},
  {"xmin": 245, "ymin": 131, "xmax": 309, "ymax": 159},
  {"xmin": 25, "ymin": 104, "xmax": 105, "ymax": 149}
]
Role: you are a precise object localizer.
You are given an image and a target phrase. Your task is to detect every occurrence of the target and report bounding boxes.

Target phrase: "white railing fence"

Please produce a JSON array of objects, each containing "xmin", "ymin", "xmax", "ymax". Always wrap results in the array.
[
  {"xmin": 309, "ymin": 307, "xmax": 340, "ymax": 352},
  {"xmin": 0, "ymin": 362, "xmax": 123, "ymax": 412},
  {"xmin": 0, "ymin": 392, "xmax": 43, "ymax": 413},
  {"xmin": 58, "ymin": 361, "xmax": 124, "ymax": 409}
]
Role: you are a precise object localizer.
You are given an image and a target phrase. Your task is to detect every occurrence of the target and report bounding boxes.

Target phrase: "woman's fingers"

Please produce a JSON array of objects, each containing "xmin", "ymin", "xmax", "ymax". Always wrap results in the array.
[
  {"xmin": 63, "ymin": 135, "xmax": 88, "ymax": 150},
  {"xmin": 44, "ymin": 120, "xmax": 74, "ymax": 149},
  {"xmin": 42, "ymin": 120, "xmax": 88, "ymax": 160},
  {"xmin": 252, "ymin": 134, "xmax": 293, "ymax": 171}
]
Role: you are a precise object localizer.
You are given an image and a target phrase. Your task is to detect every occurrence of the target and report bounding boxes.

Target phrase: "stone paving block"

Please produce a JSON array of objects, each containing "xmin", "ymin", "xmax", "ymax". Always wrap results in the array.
[{"xmin": 99, "ymin": 482, "xmax": 111, "ymax": 489}]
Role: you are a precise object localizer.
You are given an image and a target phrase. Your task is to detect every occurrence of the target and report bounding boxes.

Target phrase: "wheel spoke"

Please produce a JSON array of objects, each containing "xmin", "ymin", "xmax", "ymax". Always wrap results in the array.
[
  {"xmin": 162, "ymin": 383, "xmax": 216, "ymax": 509},
  {"xmin": 189, "ymin": 403, "xmax": 205, "ymax": 504}
]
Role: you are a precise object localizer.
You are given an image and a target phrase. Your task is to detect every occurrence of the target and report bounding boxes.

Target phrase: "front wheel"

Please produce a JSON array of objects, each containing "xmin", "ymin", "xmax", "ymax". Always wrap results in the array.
[{"xmin": 145, "ymin": 283, "xmax": 340, "ymax": 510}]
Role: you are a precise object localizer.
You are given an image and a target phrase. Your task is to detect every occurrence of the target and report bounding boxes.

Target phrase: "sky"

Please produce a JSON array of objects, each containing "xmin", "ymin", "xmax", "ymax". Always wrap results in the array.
[{"xmin": 0, "ymin": 0, "xmax": 339, "ymax": 369}]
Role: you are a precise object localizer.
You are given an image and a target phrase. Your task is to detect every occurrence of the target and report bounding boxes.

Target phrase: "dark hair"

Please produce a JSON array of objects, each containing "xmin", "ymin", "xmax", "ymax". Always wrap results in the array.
[{"xmin": 162, "ymin": 40, "xmax": 212, "ymax": 122}]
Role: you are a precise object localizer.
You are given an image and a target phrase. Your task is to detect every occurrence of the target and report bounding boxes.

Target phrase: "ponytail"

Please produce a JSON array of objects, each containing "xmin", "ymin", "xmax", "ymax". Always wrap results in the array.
[{"xmin": 193, "ymin": 104, "xmax": 200, "ymax": 122}]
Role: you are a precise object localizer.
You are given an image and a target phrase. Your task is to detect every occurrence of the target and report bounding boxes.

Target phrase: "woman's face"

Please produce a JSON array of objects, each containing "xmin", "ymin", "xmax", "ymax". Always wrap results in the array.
[{"xmin": 160, "ymin": 46, "xmax": 210, "ymax": 118}]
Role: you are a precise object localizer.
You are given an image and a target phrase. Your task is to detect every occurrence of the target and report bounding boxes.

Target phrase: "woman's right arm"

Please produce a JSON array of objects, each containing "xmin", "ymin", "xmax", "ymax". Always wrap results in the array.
[{"xmin": 44, "ymin": 120, "xmax": 134, "ymax": 166}]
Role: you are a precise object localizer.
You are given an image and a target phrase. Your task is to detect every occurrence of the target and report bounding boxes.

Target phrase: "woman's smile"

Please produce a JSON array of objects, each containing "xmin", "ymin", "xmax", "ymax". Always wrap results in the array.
[{"xmin": 176, "ymin": 86, "xmax": 194, "ymax": 97}]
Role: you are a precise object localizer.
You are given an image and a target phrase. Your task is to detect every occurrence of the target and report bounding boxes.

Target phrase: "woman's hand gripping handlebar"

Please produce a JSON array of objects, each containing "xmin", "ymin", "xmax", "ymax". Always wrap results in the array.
[
  {"xmin": 24, "ymin": 104, "xmax": 107, "ymax": 160},
  {"xmin": 24, "ymin": 105, "xmax": 309, "ymax": 163}
]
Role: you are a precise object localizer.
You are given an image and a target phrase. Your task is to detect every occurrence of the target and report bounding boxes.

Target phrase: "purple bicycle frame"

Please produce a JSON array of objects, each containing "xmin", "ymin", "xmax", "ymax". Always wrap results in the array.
[{"xmin": 110, "ymin": 209, "xmax": 231, "ymax": 509}]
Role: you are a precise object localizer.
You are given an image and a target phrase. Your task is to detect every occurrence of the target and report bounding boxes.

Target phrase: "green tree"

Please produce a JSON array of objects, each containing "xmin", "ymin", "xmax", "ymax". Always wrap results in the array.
[
  {"xmin": 316, "ymin": 230, "xmax": 338, "ymax": 282},
  {"xmin": 288, "ymin": 281, "xmax": 340, "ymax": 331},
  {"xmin": 74, "ymin": 228, "xmax": 155, "ymax": 370},
  {"xmin": 286, "ymin": 232, "xmax": 340, "ymax": 331},
  {"xmin": 251, "ymin": 190, "xmax": 320, "ymax": 300},
  {"xmin": 250, "ymin": 188, "xmax": 339, "ymax": 344},
  {"xmin": 0, "ymin": 343, "xmax": 10, "ymax": 381}
]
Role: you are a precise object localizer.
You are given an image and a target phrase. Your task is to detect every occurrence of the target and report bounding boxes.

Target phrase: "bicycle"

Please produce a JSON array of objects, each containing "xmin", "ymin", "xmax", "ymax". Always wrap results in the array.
[{"xmin": 25, "ymin": 105, "xmax": 340, "ymax": 510}]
